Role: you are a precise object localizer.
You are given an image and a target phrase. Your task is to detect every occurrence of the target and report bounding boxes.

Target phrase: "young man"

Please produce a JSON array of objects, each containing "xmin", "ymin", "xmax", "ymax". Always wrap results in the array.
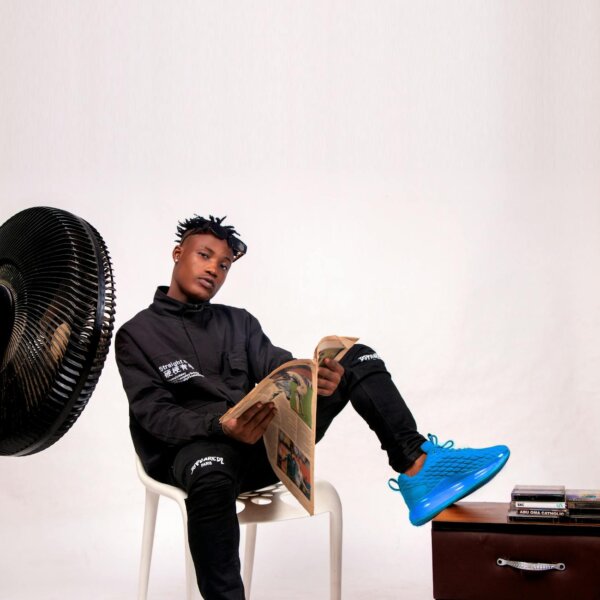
[{"xmin": 116, "ymin": 215, "xmax": 509, "ymax": 600}]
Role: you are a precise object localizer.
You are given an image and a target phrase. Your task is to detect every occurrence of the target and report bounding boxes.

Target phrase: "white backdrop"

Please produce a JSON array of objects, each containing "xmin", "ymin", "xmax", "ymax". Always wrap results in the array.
[{"xmin": 1, "ymin": 2, "xmax": 600, "ymax": 599}]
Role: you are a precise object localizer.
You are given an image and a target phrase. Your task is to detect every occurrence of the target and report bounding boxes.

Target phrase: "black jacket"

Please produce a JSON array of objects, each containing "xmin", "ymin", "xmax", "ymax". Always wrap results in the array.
[{"xmin": 115, "ymin": 287, "xmax": 292, "ymax": 480}]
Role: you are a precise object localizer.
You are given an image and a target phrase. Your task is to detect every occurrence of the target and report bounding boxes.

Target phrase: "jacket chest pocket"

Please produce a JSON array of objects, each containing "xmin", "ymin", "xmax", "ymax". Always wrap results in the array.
[{"xmin": 222, "ymin": 347, "xmax": 250, "ymax": 391}]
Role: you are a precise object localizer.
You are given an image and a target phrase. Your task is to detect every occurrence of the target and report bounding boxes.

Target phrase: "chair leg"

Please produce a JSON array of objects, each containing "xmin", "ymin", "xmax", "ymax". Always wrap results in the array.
[
  {"xmin": 177, "ymin": 501, "xmax": 197, "ymax": 600},
  {"xmin": 138, "ymin": 490, "xmax": 160, "ymax": 600},
  {"xmin": 242, "ymin": 523, "xmax": 257, "ymax": 599},
  {"xmin": 329, "ymin": 508, "xmax": 343, "ymax": 600}
]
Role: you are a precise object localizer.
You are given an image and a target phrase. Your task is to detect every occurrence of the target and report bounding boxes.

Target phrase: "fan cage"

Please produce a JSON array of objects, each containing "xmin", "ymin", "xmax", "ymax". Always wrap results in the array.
[{"xmin": 0, "ymin": 207, "xmax": 116, "ymax": 456}]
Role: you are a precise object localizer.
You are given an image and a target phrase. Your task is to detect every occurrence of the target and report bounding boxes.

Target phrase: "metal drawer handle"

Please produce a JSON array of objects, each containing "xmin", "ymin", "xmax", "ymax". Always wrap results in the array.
[{"xmin": 497, "ymin": 558, "xmax": 566, "ymax": 572}]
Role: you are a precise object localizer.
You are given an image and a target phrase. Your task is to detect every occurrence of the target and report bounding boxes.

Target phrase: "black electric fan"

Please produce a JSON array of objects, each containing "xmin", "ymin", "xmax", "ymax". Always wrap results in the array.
[{"xmin": 0, "ymin": 207, "xmax": 116, "ymax": 456}]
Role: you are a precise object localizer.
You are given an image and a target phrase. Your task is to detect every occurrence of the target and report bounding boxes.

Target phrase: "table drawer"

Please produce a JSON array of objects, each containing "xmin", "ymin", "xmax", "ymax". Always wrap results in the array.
[{"xmin": 432, "ymin": 529, "xmax": 600, "ymax": 600}]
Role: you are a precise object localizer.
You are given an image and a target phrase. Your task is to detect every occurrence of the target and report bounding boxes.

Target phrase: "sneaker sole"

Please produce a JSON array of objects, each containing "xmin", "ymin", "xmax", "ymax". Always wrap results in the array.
[{"xmin": 409, "ymin": 448, "xmax": 510, "ymax": 526}]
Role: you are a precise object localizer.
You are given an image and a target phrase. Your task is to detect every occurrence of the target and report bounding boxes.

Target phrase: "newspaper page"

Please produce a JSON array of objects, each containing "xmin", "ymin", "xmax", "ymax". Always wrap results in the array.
[{"xmin": 220, "ymin": 335, "xmax": 357, "ymax": 514}]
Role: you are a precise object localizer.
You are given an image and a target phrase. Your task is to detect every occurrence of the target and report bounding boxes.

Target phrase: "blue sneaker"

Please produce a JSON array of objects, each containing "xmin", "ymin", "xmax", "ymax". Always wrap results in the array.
[{"xmin": 388, "ymin": 434, "xmax": 510, "ymax": 526}]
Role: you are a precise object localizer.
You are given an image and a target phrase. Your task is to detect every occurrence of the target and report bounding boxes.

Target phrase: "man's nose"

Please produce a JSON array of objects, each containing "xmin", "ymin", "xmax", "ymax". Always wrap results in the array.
[{"xmin": 205, "ymin": 261, "xmax": 218, "ymax": 277}]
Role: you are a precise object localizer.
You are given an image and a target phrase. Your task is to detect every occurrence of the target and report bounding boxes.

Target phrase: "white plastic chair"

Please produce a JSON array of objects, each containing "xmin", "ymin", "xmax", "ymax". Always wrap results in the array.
[{"xmin": 135, "ymin": 455, "xmax": 343, "ymax": 600}]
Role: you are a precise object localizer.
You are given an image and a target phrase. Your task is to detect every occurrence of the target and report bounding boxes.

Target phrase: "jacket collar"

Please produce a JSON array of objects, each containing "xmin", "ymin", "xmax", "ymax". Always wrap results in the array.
[{"xmin": 150, "ymin": 286, "xmax": 210, "ymax": 317}]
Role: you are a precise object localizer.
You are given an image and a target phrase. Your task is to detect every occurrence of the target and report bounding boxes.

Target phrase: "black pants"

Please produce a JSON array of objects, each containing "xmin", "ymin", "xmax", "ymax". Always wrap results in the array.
[{"xmin": 171, "ymin": 344, "xmax": 426, "ymax": 600}]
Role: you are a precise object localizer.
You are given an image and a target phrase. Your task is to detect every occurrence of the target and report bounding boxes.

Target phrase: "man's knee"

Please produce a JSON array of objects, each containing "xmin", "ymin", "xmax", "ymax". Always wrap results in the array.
[
  {"xmin": 341, "ymin": 344, "xmax": 386, "ymax": 369},
  {"xmin": 341, "ymin": 344, "xmax": 391, "ymax": 387}
]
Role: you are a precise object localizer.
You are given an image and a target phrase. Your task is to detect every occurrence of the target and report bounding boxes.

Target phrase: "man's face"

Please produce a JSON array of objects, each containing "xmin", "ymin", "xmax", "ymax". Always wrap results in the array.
[{"xmin": 168, "ymin": 233, "xmax": 234, "ymax": 303}]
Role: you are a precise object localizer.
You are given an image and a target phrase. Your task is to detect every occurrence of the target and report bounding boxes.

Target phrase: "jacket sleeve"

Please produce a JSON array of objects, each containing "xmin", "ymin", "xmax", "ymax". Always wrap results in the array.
[
  {"xmin": 115, "ymin": 328, "xmax": 226, "ymax": 445},
  {"xmin": 245, "ymin": 311, "xmax": 294, "ymax": 382}
]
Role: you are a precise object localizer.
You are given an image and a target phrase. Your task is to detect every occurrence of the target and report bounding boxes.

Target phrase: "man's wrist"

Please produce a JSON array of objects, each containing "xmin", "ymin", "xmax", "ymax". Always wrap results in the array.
[{"xmin": 209, "ymin": 415, "xmax": 227, "ymax": 438}]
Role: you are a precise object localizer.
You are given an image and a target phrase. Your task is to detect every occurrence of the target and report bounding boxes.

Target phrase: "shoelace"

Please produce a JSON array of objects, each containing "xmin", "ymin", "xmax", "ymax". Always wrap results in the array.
[
  {"xmin": 387, "ymin": 433, "xmax": 454, "ymax": 492},
  {"xmin": 427, "ymin": 433, "xmax": 454, "ymax": 450}
]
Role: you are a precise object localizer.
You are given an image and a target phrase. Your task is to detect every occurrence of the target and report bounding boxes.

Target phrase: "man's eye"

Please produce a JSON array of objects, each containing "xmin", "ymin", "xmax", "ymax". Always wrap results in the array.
[
  {"xmin": 220, "ymin": 263, "xmax": 229, "ymax": 272},
  {"xmin": 198, "ymin": 252, "xmax": 209, "ymax": 259}
]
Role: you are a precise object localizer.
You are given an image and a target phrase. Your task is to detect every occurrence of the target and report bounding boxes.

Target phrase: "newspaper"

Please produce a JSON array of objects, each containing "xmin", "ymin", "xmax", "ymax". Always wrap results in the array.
[{"xmin": 220, "ymin": 335, "xmax": 357, "ymax": 514}]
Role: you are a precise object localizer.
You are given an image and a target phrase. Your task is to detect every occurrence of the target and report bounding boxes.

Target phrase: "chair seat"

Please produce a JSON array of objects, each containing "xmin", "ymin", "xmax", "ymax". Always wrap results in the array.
[{"xmin": 237, "ymin": 481, "xmax": 342, "ymax": 523}]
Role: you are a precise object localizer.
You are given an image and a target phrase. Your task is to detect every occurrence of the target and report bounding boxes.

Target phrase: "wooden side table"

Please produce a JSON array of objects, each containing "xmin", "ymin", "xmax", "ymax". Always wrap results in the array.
[{"xmin": 431, "ymin": 502, "xmax": 600, "ymax": 600}]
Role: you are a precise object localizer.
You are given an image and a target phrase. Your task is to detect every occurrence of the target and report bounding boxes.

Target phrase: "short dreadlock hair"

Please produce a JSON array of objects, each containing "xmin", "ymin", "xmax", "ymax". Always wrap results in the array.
[{"xmin": 175, "ymin": 215, "xmax": 247, "ymax": 261}]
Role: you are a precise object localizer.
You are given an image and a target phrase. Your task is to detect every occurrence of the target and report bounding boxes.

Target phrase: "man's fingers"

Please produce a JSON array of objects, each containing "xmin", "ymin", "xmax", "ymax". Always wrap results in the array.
[
  {"xmin": 318, "ymin": 359, "xmax": 344, "ymax": 381},
  {"xmin": 317, "ymin": 368, "xmax": 332, "ymax": 382},
  {"xmin": 238, "ymin": 401, "xmax": 267, "ymax": 422},
  {"xmin": 222, "ymin": 401, "xmax": 277, "ymax": 443},
  {"xmin": 317, "ymin": 359, "xmax": 344, "ymax": 397},
  {"xmin": 249, "ymin": 405, "xmax": 277, "ymax": 436},
  {"xmin": 326, "ymin": 358, "xmax": 345, "ymax": 375},
  {"xmin": 241, "ymin": 405, "xmax": 277, "ymax": 443}
]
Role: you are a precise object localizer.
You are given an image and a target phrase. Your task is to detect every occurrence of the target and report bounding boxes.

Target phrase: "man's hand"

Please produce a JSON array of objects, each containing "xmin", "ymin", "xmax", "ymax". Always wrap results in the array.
[
  {"xmin": 317, "ymin": 358, "xmax": 344, "ymax": 397},
  {"xmin": 221, "ymin": 402, "xmax": 277, "ymax": 444}
]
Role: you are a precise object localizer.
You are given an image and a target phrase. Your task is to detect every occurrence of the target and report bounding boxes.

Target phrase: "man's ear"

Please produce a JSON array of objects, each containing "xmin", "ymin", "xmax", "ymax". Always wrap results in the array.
[{"xmin": 172, "ymin": 245, "xmax": 182, "ymax": 263}]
